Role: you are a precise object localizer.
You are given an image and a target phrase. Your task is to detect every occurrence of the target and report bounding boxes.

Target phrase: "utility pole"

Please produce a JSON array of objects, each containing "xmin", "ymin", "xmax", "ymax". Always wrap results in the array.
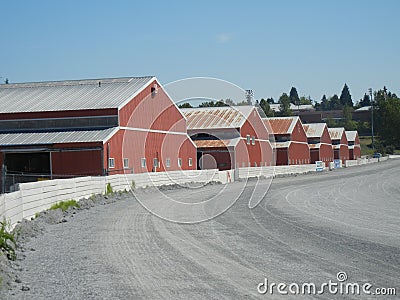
[{"xmin": 368, "ymin": 88, "xmax": 374, "ymax": 152}]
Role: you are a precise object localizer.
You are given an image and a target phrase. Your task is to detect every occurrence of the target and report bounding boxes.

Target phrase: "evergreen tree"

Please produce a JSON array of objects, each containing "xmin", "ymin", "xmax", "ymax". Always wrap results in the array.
[
  {"xmin": 266, "ymin": 97, "xmax": 275, "ymax": 104},
  {"xmin": 330, "ymin": 94, "xmax": 341, "ymax": 110},
  {"xmin": 320, "ymin": 95, "xmax": 329, "ymax": 110},
  {"xmin": 359, "ymin": 93, "xmax": 371, "ymax": 107},
  {"xmin": 259, "ymin": 98, "xmax": 274, "ymax": 117},
  {"xmin": 339, "ymin": 83, "xmax": 353, "ymax": 107},
  {"xmin": 289, "ymin": 87, "xmax": 300, "ymax": 105},
  {"xmin": 278, "ymin": 93, "xmax": 292, "ymax": 116}
]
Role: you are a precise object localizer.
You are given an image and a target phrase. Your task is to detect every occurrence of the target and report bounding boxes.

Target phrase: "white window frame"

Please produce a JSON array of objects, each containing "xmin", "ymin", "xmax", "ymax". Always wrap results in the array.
[
  {"xmin": 166, "ymin": 158, "xmax": 171, "ymax": 168},
  {"xmin": 141, "ymin": 158, "xmax": 146, "ymax": 168},
  {"xmin": 108, "ymin": 158, "xmax": 115, "ymax": 169},
  {"xmin": 188, "ymin": 158, "xmax": 193, "ymax": 167},
  {"xmin": 178, "ymin": 158, "xmax": 182, "ymax": 167},
  {"xmin": 123, "ymin": 158, "xmax": 129, "ymax": 169},
  {"xmin": 153, "ymin": 158, "xmax": 160, "ymax": 168},
  {"xmin": 246, "ymin": 134, "xmax": 251, "ymax": 145},
  {"xmin": 251, "ymin": 136, "xmax": 255, "ymax": 145}
]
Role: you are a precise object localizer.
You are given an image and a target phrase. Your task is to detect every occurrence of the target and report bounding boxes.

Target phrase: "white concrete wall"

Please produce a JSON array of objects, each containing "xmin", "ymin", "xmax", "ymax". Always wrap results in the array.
[
  {"xmin": 0, "ymin": 169, "xmax": 220, "ymax": 227},
  {"xmin": 237, "ymin": 164, "xmax": 320, "ymax": 179}
]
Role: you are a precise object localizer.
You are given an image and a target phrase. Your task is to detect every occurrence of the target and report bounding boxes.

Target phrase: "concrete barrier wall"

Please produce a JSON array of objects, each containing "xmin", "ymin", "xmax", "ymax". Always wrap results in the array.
[
  {"xmin": 0, "ymin": 169, "xmax": 220, "ymax": 227},
  {"xmin": 238, "ymin": 164, "xmax": 320, "ymax": 179}
]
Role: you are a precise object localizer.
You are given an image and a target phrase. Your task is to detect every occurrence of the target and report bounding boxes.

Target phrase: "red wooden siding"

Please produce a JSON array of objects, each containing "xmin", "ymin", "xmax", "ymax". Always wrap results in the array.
[{"xmin": 288, "ymin": 142, "xmax": 310, "ymax": 165}]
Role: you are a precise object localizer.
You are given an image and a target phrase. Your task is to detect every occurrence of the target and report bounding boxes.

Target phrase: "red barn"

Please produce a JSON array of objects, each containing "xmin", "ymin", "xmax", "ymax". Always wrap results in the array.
[
  {"xmin": 328, "ymin": 127, "xmax": 349, "ymax": 163},
  {"xmin": 265, "ymin": 116, "xmax": 310, "ymax": 166},
  {"xmin": 303, "ymin": 123, "xmax": 334, "ymax": 166},
  {"xmin": 181, "ymin": 106, "xmax": 273, "ymax": 170},
  {"xmin": 0, "ymin": 77, "xmax": 196, "ymax": 193},
  {"xmin": 345, "ymin": 131, "xmax": 361, "ymax": 160}
]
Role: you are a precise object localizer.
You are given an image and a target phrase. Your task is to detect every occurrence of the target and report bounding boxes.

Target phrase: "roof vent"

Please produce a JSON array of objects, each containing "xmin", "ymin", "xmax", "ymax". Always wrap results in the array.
[
  {"xmin": 98, "ymin": 81, "xmax": 101, "ymax": 87},
  {"xmin": 151, "ymin": 83, "xmax": 158, "ymax": 97}
]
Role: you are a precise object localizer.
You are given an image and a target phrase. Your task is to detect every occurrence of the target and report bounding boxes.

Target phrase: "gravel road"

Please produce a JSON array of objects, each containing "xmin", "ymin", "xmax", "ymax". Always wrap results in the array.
[{"xmin": 2, "ymin": 160, "xmax": 400, "ymax": 299}]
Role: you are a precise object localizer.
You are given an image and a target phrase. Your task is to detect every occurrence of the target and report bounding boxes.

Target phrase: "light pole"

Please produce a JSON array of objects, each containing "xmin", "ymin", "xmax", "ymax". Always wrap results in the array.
[{"xmin": 368, "ymin": 88, "xmax": 374, "ymax": 152}]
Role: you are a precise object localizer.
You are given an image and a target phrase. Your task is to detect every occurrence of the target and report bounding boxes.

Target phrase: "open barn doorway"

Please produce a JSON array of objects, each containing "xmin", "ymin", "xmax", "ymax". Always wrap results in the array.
[{"xmin": 2, "ymin": 152, "xmax": 50, "ymax": 192}]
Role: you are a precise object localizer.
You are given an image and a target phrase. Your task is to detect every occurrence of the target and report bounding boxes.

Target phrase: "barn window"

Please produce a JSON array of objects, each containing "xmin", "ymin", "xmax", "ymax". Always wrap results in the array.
[
  {"xmin": 141, "ymin": 158, "xmax": 146, "ymax": 168},
  {"xmin": 166, "ymin": 158, "xmax": 171, "ymax": 168},
  {"xmin": 178, "ymin": 158, "xmax": 182, "ymax": 167},
  {"xmin": 108, "ymin": 158, "xmax": 115, "ymax": 169},
  {"xmin": 123, "ymin": 158, "xmax": 129, "ymax": 169},
  {"xmin": 246, "ymin": 134, "xmax": 251, "ymax": 145},
  {"xmin": 251, "ymin": 136, "xmax": 255, "ymax": 145},
  {"xmin": 188, "ymin": 158, "xmax": 193, "ymax": 167},
  {"xmin": 153, "ymin": 158, "xmax": 160, "ymax": 168}
]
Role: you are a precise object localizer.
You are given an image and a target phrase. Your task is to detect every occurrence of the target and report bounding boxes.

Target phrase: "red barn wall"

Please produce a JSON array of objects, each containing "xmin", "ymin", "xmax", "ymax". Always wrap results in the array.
[
  {"xmin": 198, "ymin": 148, "xmax": 232, "ymax": 170},
  {"xmin": 291, "ymin": 120, "xmax": 308, "ymax": 143},
  {"xmin": 288, "ymin": 142, "xmax": 310, "ymax": 164},
  {"xmin": 320, "ymin": 127, "xmax": 332, "ymax": 144},
  {"xmin": 275, "ymin": 148, "xmax": 288, "ymax": 166},
  {"xmin": 106, "ymin": 129, "xmax": 197, "ymax": 174},
  {"xmin": 319, "ymin": 143, "xmax": 334, "ymax": 166}
]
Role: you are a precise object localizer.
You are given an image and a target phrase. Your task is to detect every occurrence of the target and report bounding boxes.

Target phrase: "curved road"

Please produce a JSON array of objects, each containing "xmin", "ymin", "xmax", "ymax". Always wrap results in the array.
[{"xmin": 6, "ymin": 160, "xmax": 400, "ymax": 299}]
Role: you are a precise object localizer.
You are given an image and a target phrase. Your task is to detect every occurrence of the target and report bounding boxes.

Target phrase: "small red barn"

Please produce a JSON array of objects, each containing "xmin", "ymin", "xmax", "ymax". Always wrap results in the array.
[
  {"xmin": 0, "ymin": 77, "xmax": 196, "ymax": 193},
  {"xmin": 181, "ymin": 106, "xmax": 273, "ymax": 170},
  {"xmin": 303, "ymin": 123, "xmax": 334, "ymax": 166},
  {"xmin": 345, "ymin": 131, "xmax": 361, "ymax": 160},
  {"xmin": 328, "ymin": 127, "xmax": 349, "ymax": 163},
  {"xmin": 265, "ymin": 116, "xmax": 310, "ymax": 166}
]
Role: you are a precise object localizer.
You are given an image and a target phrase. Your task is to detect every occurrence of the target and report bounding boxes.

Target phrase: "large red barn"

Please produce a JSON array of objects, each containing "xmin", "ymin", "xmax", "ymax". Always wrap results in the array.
[
  {"xmin": 0, "ymin": 77, "xmax": 196, "ymax": 193},
  {"xmin": 265, "ymin": 116, "xmax": 310, "ymax": 166},
  {"xmin": 181, "ymin": 106, "xmax": 274, "ymax": 170},
  {"xmin": 303, "ymin": 123, "xmax": 334, "ymax": 166}
]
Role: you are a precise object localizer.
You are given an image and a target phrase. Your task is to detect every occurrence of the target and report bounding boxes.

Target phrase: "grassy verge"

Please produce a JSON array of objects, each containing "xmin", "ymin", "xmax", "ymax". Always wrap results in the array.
[
  {"xmin": 50, "ymin": 200, "xmax": 80, "ymax": 212},
  {"xmin": 359, "ymin": 136, "xmax": 374, "ymax": 156},
  {"xmin": 0, "ymin": 219, "xmax": 17, "ymax": 261}
]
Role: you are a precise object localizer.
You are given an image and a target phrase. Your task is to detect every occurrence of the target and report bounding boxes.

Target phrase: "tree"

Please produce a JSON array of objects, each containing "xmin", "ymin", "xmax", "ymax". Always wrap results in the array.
[
  {"xmin": 318, "ymin": 95, "xmax": 329, "ymax": 111},
  {"xmin": 374, "ymin": 88, "xmax": 400, "ymax": 148},
  {"xmin": 266, "ymin": 97, "xmax": 275, "ymax": 104},
  {"xmin": 289, "ymin": 87, "xmax": 300, "ymax": 105},
  {"xmin": 359, "ymin": 93, "xmax": 371, "ymax": 107},
  {"xmin": 341, "ymin": 105, "xmax": 357, "ymax": 130},
  {"xmin": 259, "ymin": 98, "xmax": 274, "ymax": 117},
  {"xmin": 178, "ymin": 102, "xmax": 193, "ymax": 108},
  {"xmin": 5, "ymin": 78, "xmax": 9, "ymax": 84},
  {"xmin": 224, "ymin": 98, "xmax": 235, "ymax": 106},
  {"xmin": 339, "ymin": 83, "xmax": 353, "ymax": 107},
  {"xmin": 299, "ymin": 96, "xmax": 312, "ymax": 105},
  {"xmin": 278, "ymin": 93, "xmax": 292, "ymax": 116},
  {"xmin": 330, "ymin": 94, "xmax": 341, "ymax": 110},
  {"xmin": 199, "ymin": 100, "xmax": 227, "ymax": 107}
]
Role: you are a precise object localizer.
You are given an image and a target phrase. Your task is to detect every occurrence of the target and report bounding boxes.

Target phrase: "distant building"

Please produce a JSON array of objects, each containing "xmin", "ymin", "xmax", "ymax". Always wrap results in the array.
[
  {"xmin": 303, "ymin": 123, "xmax": 334, "ymax": 166},
  {"xmin": 352, "ymin": 106, "xmax": 371, "ymax": 123},
  {"xmin": 181, "ymin": 106, "xmax": 274, "ymax": 170},
  {"xmin": 328, "ymin": 128, "xmax": 349, "ymax": 163},
  {"xmin": 345, "ymin": 131, "xmax": 361, "ymax": 160},
  {"xmin": 265, "ymin": 116, "xmax": 310, "ymax": 165}
]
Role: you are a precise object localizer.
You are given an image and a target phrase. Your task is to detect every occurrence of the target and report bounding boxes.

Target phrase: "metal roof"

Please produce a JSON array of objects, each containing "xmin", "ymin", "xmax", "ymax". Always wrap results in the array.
[
  {"xmin": 345, "ymin": 131, "xmax": 358, "ymax": 142},
  {"xmin": 0, "ymin": 77, "xmax": 154, "ymax": 113},
  {"xmin": 328, "ymin": 127, "xmax": 345, "ymax": 140},
  {"xmin": 303, "ymin": 123, "xmax": 327, "ymax": 138},
  {"xmin": 194, "ymin": 138, "xmax": 239, "ymax": 148},
  {"xmin": 181, "ymin": 106, "xmax": 254, "ymax": 130},
  {"xmin": 266, "ymin": 116, "xmax": 299, "ymax": 134},
  {"xmin": 0, "ymin": 127, "xmax": 117, "ymax": 146}
]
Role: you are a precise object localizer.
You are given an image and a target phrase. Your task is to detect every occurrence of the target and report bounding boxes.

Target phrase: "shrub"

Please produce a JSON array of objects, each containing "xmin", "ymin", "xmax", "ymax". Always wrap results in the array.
[
  {"xmin": 0, "ymin": 219, "xmax": 17, "ymax": 261},
  {"xmin": 105, "ymin": 183, "xmax": 113, "ymax": 195},
  {"xmin": 50, "ymin": 200, "xmax": 79, "ymax": 212}
]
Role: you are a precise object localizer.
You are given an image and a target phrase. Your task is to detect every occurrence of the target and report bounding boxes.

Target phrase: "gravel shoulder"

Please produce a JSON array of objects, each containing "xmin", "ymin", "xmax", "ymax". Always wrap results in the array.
[{"xmin": 1, "ymin": 160, "xmax": 399, "ymax": 299}]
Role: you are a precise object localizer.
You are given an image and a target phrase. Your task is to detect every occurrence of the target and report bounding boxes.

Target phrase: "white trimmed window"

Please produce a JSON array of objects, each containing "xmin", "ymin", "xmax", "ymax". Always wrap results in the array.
[
  {"xmin": 141, "ymin": 158, "xmax": 146, "ymax": 168},
  {"xmin": 251, "ymin": 136, "xmax": 255, "ymax": 145},
  {"xmin": 108, "ymin": 158, "xmax": 115, "ymax": 169},
  {"xmin": 188, "ymin": 158, "xmax": 193, "ymax": 167},
  {"xmin": 166, "ymin": 158, "xmax": 171, "ymax": 168},
  {"xmin": 123, "ymin": 158, "xmax": 129, "ymax": 169},
  {"xmin": 246, "ymin": 134, "xmax": 251, "ymax": 145},
  {"xmin": 178, "ymin": 158, "xmax": 182, "ymax": 167}
]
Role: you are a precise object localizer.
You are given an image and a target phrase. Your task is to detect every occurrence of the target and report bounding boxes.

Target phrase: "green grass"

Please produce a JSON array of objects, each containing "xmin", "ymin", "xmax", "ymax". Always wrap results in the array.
[
  {"xmin": 0, "ymin": 219, "xmax": 17, "ymax": 261},
  {"xmin": 105, "ymin": 183, "xmax": 113, "ymax": 195},
  {"xmin": 359, "ymin": 136, "xmax": 374, "ymax": 156},
  {"xmin": 50, "ymin": 199, "xmax": 80, "ymax": 212}
]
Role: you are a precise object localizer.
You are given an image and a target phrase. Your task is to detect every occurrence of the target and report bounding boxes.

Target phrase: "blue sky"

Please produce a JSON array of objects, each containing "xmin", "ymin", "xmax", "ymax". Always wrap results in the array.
[{"xmin": 1, "ymin": 0, "xmax": 399, "ymax": 103}]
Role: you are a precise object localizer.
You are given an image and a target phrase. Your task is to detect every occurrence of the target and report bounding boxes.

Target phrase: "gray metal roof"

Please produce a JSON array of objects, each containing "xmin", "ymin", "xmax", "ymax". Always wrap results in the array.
[
  {"xmin": 0, "ymin": 127, "xmax": 117, "ymax": 146},
  {"xmin": 0, "ymin": 77, "xmax": 154, "ymax": 113}
]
